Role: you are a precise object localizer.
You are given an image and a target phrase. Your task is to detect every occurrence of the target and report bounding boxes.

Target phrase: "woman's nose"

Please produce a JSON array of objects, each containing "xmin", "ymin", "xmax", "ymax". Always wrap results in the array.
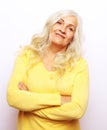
[{"xmin": 60, "ymin": 26, "xmax": 66, "ymax": 34}]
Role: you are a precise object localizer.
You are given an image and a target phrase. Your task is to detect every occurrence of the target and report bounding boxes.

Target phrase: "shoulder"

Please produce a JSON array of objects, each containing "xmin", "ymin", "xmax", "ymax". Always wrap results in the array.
[
  {"xmin": 18, "ymin": 47, "xmax": 33, "ymax": 59},
  {"xmin": 15, "ymin": 47, "xmax": 39, "ymax": 65},
  {"xmin": 67, "ymin": 57, "xmax": 89, "ymax": 73},
  {"xmin": 75, "ymin": 57, "xmax": 89, "ymax": 71},
  {"xmin": 76, "ymin": 57, "xmax": 88, "ymax": 66}
]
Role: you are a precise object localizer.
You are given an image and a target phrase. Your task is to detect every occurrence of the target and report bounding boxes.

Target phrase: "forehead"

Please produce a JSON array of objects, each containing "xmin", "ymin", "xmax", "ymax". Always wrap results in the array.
[{"xmin": 58, "ymin": 16, "xmax": 78, "ymax": 27}]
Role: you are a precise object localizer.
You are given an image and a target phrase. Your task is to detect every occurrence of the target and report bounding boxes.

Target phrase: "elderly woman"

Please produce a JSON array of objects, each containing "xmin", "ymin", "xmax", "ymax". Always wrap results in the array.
[{"xmin": 7, "ymin": 10, "xmax": 89, "ymax": 130}]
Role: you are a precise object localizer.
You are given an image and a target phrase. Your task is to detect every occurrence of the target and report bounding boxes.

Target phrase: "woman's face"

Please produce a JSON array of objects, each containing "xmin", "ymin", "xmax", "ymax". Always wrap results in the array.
[{"xmin": 49, "ymin": 15, "xmax": 77, "ymax": 49}]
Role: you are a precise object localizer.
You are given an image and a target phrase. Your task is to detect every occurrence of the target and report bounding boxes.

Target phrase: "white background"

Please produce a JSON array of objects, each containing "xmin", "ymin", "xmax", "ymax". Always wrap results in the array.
[{"xmin": 0, "ymin": 0, "xmax": 107, "ymax": 130}]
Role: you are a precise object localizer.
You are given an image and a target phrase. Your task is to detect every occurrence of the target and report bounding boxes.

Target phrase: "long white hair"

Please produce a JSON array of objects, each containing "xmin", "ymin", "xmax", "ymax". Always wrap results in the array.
[{"xmin": 24, "ymin": 10, "xmax": 83, "ymax": 70}]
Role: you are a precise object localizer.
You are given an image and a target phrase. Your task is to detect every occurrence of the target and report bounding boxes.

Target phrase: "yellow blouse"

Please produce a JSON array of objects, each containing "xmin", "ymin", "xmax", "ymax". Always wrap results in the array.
[{"xmin": 7, "ymin": 49, "xmax": 89, "ymax": 130}]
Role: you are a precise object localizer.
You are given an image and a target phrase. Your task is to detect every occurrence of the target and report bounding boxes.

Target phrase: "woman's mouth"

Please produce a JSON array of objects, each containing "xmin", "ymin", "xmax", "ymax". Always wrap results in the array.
[{"xmin": 56, "ymin": 33, "xmax": 65, "ymax": 39}]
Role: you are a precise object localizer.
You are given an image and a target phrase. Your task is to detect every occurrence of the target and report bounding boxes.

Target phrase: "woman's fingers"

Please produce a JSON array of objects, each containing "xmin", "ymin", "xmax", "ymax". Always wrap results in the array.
[
  {"xmin": 18, "ymin": 82, "xmax": 28, "ymax": 91},
  {"xmin": 61, "ymin": 95, "xmax": 71, "ymax": 105}
]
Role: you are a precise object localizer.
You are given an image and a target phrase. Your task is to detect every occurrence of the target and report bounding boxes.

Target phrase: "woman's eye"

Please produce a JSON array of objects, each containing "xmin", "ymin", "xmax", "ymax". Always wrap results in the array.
[
  {"xmin": 69, "ymin": 28, "xmax": 73, "ymax": 31},
  {"xmin": 69, "ymin": 28, "xmax": 74, "ymax": 31}
]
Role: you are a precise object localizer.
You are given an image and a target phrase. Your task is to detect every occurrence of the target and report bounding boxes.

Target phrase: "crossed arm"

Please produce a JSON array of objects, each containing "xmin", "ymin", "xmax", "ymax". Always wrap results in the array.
[
  {"xmin": 18, "ymin": 82, "xmax": 71, "ymax": 105},
  {"xmin": 7, "ymin": 51, "xmax": 89, "ymax": 121},
  {"xmin": 17, "ymin": 65, "xmax": 89, "ymax": 121}
]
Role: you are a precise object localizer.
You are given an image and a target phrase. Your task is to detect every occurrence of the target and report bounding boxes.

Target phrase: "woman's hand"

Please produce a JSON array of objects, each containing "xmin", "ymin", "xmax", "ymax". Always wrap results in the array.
[
  {"xmin": 18, "ymin": 82, "xmax": 28, "ymax": 91},
  {"xmin": 61, "ymin": 95, "xmax": 71, "ymax": 105}
]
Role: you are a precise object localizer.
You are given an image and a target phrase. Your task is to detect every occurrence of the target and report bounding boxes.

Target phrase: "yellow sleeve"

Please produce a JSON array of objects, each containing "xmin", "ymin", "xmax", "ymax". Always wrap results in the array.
[
  {"xmin": 7, "ymin": 50, "xmax": 61, "ymax": 111},
  {"xmin": 32, "ymin": 59, "xmax": 89, "ymax": 120}
]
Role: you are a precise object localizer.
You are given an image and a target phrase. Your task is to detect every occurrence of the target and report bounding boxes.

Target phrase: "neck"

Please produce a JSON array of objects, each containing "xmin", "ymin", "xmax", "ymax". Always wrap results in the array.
[
  {"xmin": 41, "ymin": 44, "xmax": 67, "ymax": 71},
  {"xmin": 47, "ymin": 43, "xmax": 67, "ymax": 54}
]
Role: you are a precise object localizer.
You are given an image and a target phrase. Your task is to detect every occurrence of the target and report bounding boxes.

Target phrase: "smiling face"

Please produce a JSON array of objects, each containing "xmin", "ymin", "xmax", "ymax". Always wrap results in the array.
[{"xmin": 49, "ymin": 15, "xmax": 78, "ymax": 50}]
